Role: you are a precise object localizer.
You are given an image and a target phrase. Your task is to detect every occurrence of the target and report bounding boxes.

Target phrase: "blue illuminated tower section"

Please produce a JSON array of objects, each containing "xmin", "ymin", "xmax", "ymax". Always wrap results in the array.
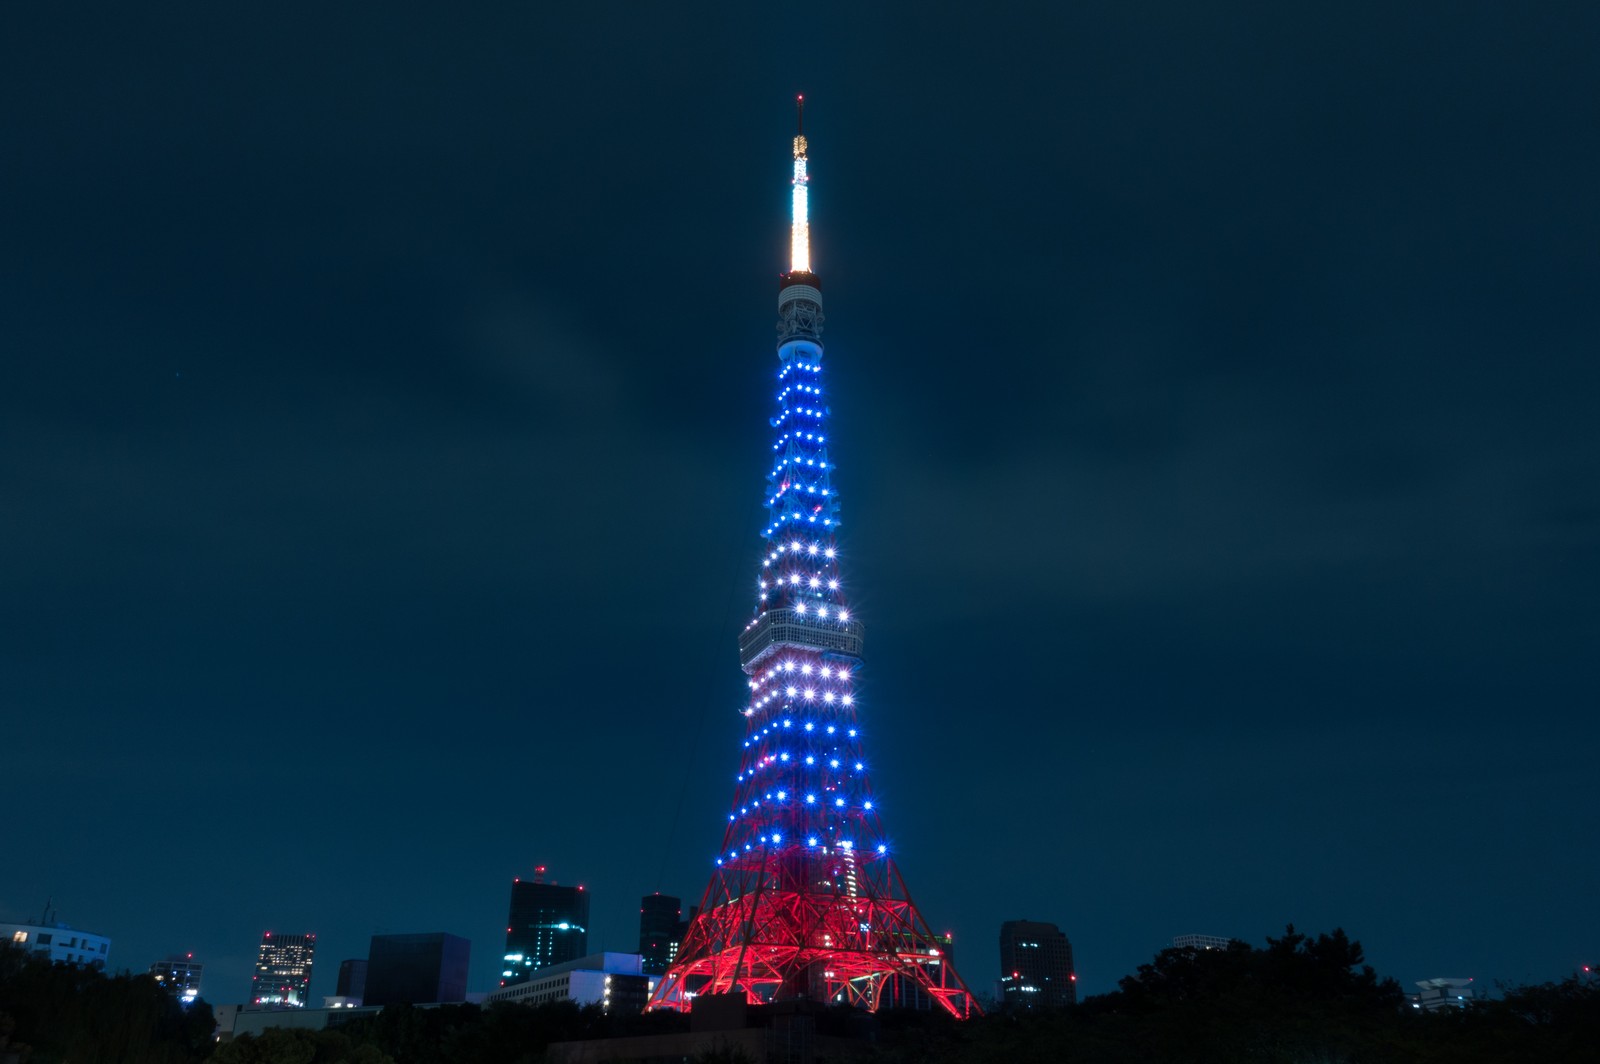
[{"xmin": 646, "ymin": 100, "xmax": 978, "ymax": 1019}]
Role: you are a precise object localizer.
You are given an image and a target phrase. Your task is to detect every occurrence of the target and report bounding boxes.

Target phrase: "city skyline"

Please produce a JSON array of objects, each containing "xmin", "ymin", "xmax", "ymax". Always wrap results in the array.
[{"xmin": 4, "ymin": 2, "xmax": 1596, "ymax": 1007}]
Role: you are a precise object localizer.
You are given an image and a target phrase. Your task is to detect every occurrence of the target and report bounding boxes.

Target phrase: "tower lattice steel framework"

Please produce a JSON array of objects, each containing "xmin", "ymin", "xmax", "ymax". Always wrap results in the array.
[{"xmin": 645, "ymin": 100, "xmax": 979, "ymax": 1020}]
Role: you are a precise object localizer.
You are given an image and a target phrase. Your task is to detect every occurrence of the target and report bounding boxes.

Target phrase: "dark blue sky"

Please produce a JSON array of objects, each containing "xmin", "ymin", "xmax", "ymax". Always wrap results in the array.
[{"xmin": 3, "ymin": 2, "xmax": 1596, "ymax": 1005}]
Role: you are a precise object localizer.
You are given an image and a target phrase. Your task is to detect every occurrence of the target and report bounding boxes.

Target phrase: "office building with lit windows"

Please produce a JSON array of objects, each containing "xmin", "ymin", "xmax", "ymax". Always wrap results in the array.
[
  {"xmin": 502, "ymin": 873, "xmax": 589, "ymax": 987},
  {"xmin": 880, "ymin": 931, "xmax": 959, "ymax": 1010},
  {"xmin": 638, "ymin": 894, "xmax": 695, "ymax": 977},
  {"xmin": 998, "ymin": 919, "xmax": 1076, "ymax": 1009},
  {"xmin": 251, "ymin": 931, "xmax": 316, "ymax": 1008},
  {"xmin": 149, "ymin": 954, "xmax": 203, "ymax": 1004}
]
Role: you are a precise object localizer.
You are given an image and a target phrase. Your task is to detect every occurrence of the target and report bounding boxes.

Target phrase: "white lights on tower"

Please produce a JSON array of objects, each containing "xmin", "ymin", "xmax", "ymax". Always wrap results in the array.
[
  {"xmin": 790, "ymin": 108, "xmax": 812, "ymax": 273},
  {"xmin": 791, "ymin": 139, "xmax": 810, "ymax": 272}
]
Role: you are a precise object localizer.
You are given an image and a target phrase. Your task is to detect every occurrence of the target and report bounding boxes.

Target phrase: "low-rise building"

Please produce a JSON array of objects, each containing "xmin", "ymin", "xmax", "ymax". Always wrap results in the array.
[
  {"xmin": 1410, "ymin": 977, "xmax": 1479, "ymax": 1012},
  {"xmin": 484, "ymin": 952, "xmax": 653, "ymax": 1013},
  {"xmin": 1, "ymin": 919, "xmax": 111, "ymax": 969}
]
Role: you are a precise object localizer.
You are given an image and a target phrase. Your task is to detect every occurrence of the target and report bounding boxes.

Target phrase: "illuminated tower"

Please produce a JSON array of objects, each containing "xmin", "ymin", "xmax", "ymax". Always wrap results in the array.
[{"xmin": 646, "ymin": 100, "xmax": 979, "ymax": 1019}]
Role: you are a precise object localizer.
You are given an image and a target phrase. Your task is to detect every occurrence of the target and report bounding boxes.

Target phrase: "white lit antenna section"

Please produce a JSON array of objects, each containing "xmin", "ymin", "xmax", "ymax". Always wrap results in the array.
[{"xmin": 791, "ymin": 95, "xmax": 810, "ymax": 273}]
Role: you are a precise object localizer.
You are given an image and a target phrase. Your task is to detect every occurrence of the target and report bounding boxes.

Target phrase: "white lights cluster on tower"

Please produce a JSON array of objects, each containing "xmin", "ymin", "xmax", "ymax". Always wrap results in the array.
[{"xmin": 791, "ymin": 97, "xmax": 810, "ymax": 273}]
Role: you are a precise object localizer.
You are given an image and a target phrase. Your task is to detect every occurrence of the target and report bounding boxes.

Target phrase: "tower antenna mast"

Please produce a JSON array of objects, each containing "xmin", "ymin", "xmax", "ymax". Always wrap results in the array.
[{"xmin": 790, "ymin": 95, "xmax": 810, "ymax": 274}]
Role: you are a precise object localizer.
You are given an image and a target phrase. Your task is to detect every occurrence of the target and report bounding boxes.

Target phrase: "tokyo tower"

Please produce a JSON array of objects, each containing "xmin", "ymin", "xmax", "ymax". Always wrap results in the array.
[{"xmin": 645, "ymin": 100, "xmax": 980, "ymax": 1020}]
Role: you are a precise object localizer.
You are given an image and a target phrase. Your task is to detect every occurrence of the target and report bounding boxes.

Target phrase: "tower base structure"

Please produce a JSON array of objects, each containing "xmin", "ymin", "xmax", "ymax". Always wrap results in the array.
[{"xmin": 647, "ymin": 842, "xmax": 977, "ymax": 1019}]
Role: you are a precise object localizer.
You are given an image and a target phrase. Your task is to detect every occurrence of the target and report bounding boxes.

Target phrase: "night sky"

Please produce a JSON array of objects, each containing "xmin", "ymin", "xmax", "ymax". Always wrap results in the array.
[{"xmin": 4, "ymin": 2, "xmax": 1597, "ymax": 1007}]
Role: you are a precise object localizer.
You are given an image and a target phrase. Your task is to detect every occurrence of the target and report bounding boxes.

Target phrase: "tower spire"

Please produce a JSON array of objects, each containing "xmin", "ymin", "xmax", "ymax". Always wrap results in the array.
[{"xmin": 790, "ymin": 94, "xmax": 811, "ymax": 274}]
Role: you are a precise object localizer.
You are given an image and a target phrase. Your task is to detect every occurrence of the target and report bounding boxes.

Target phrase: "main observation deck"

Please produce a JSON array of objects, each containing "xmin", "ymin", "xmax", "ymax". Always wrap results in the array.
[{"xmin": 738, "ymin": 606, "xmax": 864, "ymax": 673}]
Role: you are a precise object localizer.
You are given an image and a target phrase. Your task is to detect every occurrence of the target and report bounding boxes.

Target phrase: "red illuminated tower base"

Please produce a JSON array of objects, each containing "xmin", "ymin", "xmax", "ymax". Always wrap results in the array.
[{"xmin": 646, "ymin": 104, "xmax": 978, "ymax": 1020}]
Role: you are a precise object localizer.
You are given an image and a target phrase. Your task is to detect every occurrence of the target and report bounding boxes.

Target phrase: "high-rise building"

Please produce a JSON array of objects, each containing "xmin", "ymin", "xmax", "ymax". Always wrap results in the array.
[
  {"xmin": 644, "ymin": 101, "xmax": 978, "ymax": 1020},
  {"xmin": 335, "ymin": 958, "xmax": 368, "ymax": 1001},
  {"xmin": 149, "ymin": 954, "xmax": 203, "ymax": 1004},
  {"xmin": 1172, "ymin": 934, "xmax": 1233, "ymax": 951},
  {"xmin": 998, "ymin": 920, "xmax": 1076, "ymax": 1009},
  {"xmin": 1, "ymin": 918, "xmax": 110, "ymax": 969},
  {"xmin": 639, "ymin": 894, "xmax": 685, "ymax": 976},
  {"xmin": 502, "ymin": 868, "xmax": 589, "ymax": 987},
  {"xmin": 363, "ymin": 932, "xmax": 471, "ymax": 1006},
  {"xmin": 251, "ymin": 931, "xmax": 316, "ymax": 1008}
]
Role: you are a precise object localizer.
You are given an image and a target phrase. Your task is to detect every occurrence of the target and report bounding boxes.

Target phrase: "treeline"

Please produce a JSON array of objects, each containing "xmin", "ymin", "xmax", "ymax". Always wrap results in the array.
[
  {"xmin": 5, "ymin": 930, "xmax": 1598, "ymax": 1063},
  {"xmin": 869, "ymin": 927, "xmax": 1600, "ymax": 1064},
  {"xmin": 211, "ymin": 1003, "xmax": 686, "ymax": 1064},
  {"xmin": 0, "ymin": 946, "xmax": 215, "ymax": 1063}
]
